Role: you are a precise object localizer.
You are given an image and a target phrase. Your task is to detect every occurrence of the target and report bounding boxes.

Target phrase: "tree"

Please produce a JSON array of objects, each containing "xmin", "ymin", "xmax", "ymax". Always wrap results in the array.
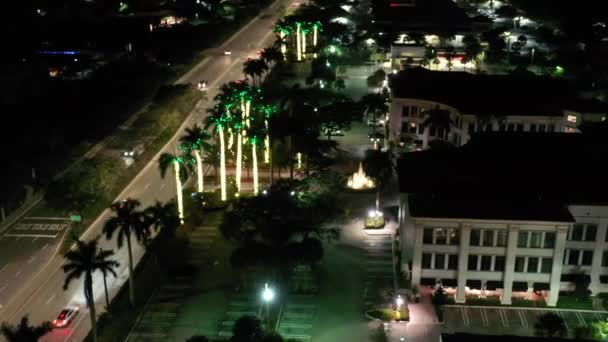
[
  {"xmin": 534, "ymin": 312, "xmax": 567, "ymax": 338},
  {"xmin": 243, "ymin": 58, "xmax": 269, "ymax": 87},
  {"xmin": 573, "ymin": 272, "xmax": 591, "ymax": 301},
  {"xmin": 422, "ymin": 106, "xmax": 453, "ymax": 148},
  {"xmin": 1, "ymin": 316, "xmax": 53, "ymax": 342},
  {"xmin": 367, "ymin": 69, "xmax": 386, "ymax": 88},
  {"xmin": 431, "ymin": 285, "xmax": 449, "ymax": 322},
  {"xmin": 496, "ymin": 5, "xmax": 517, "ymax": 18},
  {"xmin": 103, "ymin": 199, "xmax": 150, "ymax": 306},
  {"xmin": 362, "ymin": 149, "xmax": 394, "ymax": 211},
  {"xmin": 247, "ymin": 115, "xmax": 266, "ymax": 196},
  {"xmin": 205, "ymin": 105, "xmax": 230, "ymax": 201},
  {"xmin": 231, "ymin": 315, "xmax": 263, "ymax": 342},
  {"xmin": 158, "ymin": 152, "xmax": 190, "ymax": 223},
  {"xmin": 180, "ymin": 125, "xmax": 211, "ymax": 193},
  {"xmin": 186, "ymin": 336, "xmax": 209, "ymax": 342},
  {"xmin": 462, "ymin": 34, "xmax": 482, "ymax": 71},
  {"xmin": 62, "ymin": 238, "xmax": 119, "ymax": 342},
  {"xmin": 260, "ymin": 46, "xmax": 284, "ymax": 67},
  {"xmin": 359, "ymin": 93, "xmax": 388, "ymax": 129},
  {"xmin": 317, "ymin": 99, "xmax": 360, "ymax": 140}
]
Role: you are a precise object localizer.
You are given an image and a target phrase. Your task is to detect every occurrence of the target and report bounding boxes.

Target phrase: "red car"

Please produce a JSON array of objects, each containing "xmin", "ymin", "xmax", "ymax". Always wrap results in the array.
[{"xmin": 53, "ymin": 307, "xmax": 79, "ymax": 328}]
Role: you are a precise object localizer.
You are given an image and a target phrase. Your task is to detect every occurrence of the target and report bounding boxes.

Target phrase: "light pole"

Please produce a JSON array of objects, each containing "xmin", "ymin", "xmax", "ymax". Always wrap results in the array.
[{"xmin": 261, "ymin": 283, "xmax": 275, "ymax": 323}]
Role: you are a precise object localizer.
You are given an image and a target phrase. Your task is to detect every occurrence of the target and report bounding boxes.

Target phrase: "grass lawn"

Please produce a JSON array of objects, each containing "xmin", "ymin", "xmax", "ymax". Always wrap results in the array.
[{"xmin": 556, "ymin": 295, "xmax": 594, "ymax": 310}]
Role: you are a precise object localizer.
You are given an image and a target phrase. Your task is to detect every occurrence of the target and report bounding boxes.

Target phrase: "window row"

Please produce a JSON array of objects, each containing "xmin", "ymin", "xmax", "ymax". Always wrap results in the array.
[
  {"xmin": 467, "ymin": 122, "xmax": 555, "ymax": 134},
  {"xmin": 423, "ymin": 228, "xmax": 460, "ymax": 245},
  {"xmin": 514, "ymin": 256, "xmax": 553, "ymax": 273},
  {"xmin": 421, "ymin": 253, "xmax": 459, "ymax": 270},
  {"xmin": 563, "ymin": 249, "xmax": 593, "ymax": 266},
  {"xmin": 470, "ymin": 229, "xmax": 508, "ymax": 247},
  {"xmin": 467, "ymin": 255, "xmax": 505, "ymax": 272},
  {"xmin": 517, "ymin": 231, "xmax": 555, "ymax": 249},
  {"xmin": 569, "ymin": 223, "xmax": 598, "ymax": 242},
  {"xmin": 402, "ymin": 122, "xmax": 424, "ymax": 135}
]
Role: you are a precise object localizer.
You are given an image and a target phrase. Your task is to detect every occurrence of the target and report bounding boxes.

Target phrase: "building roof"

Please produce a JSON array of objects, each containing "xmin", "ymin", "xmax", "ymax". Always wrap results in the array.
[
  {"xmin": 397, "ymin": 132, "xmax": 608, "ymax": 205},
  {"xmin": 389, "ymin": 67, "xmax": 608, "ymax": 116},
  {"xmin": 372, "ymin": 0, "xmax": 471, "ymax": 33},
  {"xmin": 409, "ymin": 194, "xmax": 575, "ymax": 222}
]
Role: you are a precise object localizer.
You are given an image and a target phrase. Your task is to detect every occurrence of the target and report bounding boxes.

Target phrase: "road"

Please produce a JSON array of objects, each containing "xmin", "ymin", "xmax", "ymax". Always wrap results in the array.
[{"xmin": 0, "ymin": 1, "xmax": 299, "ymax": 341}]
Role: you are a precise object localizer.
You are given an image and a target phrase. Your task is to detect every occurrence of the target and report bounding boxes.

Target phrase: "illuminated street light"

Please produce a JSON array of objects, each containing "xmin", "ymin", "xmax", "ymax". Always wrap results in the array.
[
  {"xmin": 262, "ymin": 283, "xmax": 275, "ymax": 303},
  {"xmin": 396, "ymin": 295, "xmax": 404, "ymax": 308}
]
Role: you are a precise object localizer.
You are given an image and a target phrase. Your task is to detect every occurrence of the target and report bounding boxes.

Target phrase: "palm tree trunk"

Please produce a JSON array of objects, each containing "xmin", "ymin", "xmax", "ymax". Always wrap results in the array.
[
  {"xmin": 174, "ymin": 161, "xmax": 184, "ymax": 224},
  {"xmin": 103, "ymin": 273, "xmax": 110, "ymax": 308},
  {"xmin": 236, "ymin": 131, "xmax": 243, "ymax": 193},
  {"xmin": 126, "ymin": 234, "xmax": 135, "ymax": 307},
  {"xmin": 219, "ymin": 127, "xmax": 227, "ymax": 201},
  {"xmin": 195, "ymin": 150, "xmax": 204, "ymax": 193},
  {"xmin": 252, "ymin": 144, "xmax": 259, "ymax": 195},
  {"xmin": 376, "ymin": 188, "xmax": 381, "ymax": 211},
  {"xmin": 269, "ymin": 140, "xmax": 274, "ymax": 184},
  {"xmin": 86, "ymin": 273, "xmax": 98, "ymax": 342}
]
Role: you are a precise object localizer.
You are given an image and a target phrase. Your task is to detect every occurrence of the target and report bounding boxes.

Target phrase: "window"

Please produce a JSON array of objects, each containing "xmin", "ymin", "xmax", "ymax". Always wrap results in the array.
[
  {"xmin": 422, "ymin": 253, "xmax": 432, "ymax": 269},
  {"xmin": 548, "ymin": 124, "xmax": 554, "ymax": 132},
  {"xmin": 541, "ymin": 258, "xmax": 552, "ymax": 273},
  {"xmin": 516, "ymin": 123, "xmax": 524, "ymax": 132},
  {"xmin": 530, "ymin": 123, "xmax": 537, "ymax": 132},
  {"xmin": 567, "ymin": 249, "xmax": 580, "ymax": 265},
  {"xmin": 539, "ymin": 124, "xmax": 546, "ymax": 132},
  {"xmin": 530, "ymin": 232, "xmax": 542, "ymax": 248},
  {"xmin": 418, "ymin": 125, "xmax": 425, "ymax": 134},
  {"xmin": 499, "ymin": 123, "xmax": 506, "ymax": 131},
  {"xmin": 527, "ymin": 257, "xmax": 539, "ymax": 273},
  {"xmin": 485, "ymin": 123, "xmax": 493, "ymax": 131},
  {"xmin": 518, "ymin": 231, "xmax": 528, "ymax": 248},
  {"xmin": 482, "ymin": 230, "xmax": 494, "ymax": 247},
  {"xmin": 603, "ymin": 251, "xmax": 608, "ymax": 267},
  {"xmin": 480, "ymin": 255, "xmax": 492, "ymax": 271},
  {"xmin": 571, "ymin": 224, "xmax": 584, "ymax": 240},
  {"xmin": 470, "ymin": 229, "xmax": 481, "ymax": 246},
  {"xmin": 544, "ymin": 232, "xmax": 555, "ymax": 249},
  {"xmin": 449, "ymin": 229, "xmax": 460, "ymax": 245},
  {"xmin": 494, "ymin": 256, "xmax": 505, "ymax": 271},
  {"xmin": 423, "ymin": 228, "xmax": 433, "ymax": 244},
  {"xmin": 468, "ymin": 255, "xmax": 478, "ymax": 271},
  {"xmin": 507, "ymin": 123, "xmax": 515, "ymax": 131},
  {"xmin": 582, "ymin": 250, "xmax": 593, "ymax": 266},
  {"xmin": 585, "ymin": 224, "xmax": 597, "ymax": 241},
  {"xmin": 402, "ymin": 106, "xmax": 410, "ymax": 117},
  {"xmin": 496, "ymin": 230, "xmax": 508, "ymax": 247},
  {"xmin": 434, "ymin": 228, "xmax": 447, "ymax": 245},
  {"xmin": 411, "ymin": 106, "xmax": 419, "ymax": 117},
  {"xmin": 448, "ymin": 254, "xmax": 459, "ymax": 270},
  {"xmin": 515, "ymin": 256, "xmax": 525, "ymax": 272},
  {"xmin": 435, "ymin": 254, "xmax": 446, "ymax": 270}
]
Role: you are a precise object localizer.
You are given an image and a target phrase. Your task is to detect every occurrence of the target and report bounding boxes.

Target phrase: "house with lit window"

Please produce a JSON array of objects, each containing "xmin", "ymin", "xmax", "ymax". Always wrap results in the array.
[
  {"xmin": 396, "ymin": 133, "xmax": 608, "ymax": 306},
  {"xmin": 388, "ymin": 67, "xmax": 608, "ymax": 149}
]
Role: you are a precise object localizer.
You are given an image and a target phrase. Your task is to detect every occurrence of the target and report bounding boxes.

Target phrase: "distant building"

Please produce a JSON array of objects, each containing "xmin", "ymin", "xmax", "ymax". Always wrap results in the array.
[
  {"xmin": 397, "ymin": 133, "xmax": 608, "ymax": 306},
  {"xmin": 388, "ymin": 67, "xmax": 608, "ymax": 149}
]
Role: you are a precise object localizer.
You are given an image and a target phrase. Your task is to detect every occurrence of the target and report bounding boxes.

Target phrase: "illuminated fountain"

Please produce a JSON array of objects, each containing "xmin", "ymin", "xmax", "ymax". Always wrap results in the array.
[{"xmin": 347, "ymin": 163, "xmax": 375, "ymax": 190}]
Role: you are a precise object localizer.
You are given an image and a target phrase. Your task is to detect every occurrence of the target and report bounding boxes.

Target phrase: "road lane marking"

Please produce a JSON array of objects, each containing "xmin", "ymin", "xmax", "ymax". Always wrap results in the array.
[
  {"xmin": 28, "ymin": 256, "xmax": 37, "ymax": 264},
  {"xmin": 41, "ymin": 242, "xmax": 49, "ymax": 250},
  {"xmin": 144, "ymin": 183, "xmax": 151, "ymax": 190},
  {"xmin": 0, "ymin": 264, "xmax": 7, "ymax": 272},
  {"xmin": 4, "ymin": 233, "xmax": 58, "ymax": 238},
  {"xmin": 160, "ymin": 183, "xmax": 166, "ymax": 190},
  {"xmin": 32, "ymin": 237, "xmax": 38, "ymax": 243},
  {"xmin": 45, "ymin": 293, "xmax": 57, "ymax": 304},
  {"xmin": 14, "ymin": 271, "xmax": 21, "ymax": 278},
  {"xmin": 0, "ymin": 284, "xmax": 7, "ymax": 293}
]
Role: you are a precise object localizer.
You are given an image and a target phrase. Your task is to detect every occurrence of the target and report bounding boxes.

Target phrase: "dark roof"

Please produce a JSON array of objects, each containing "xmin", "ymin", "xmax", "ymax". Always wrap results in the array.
[
  {"xmin": 397, "ymin": 132, "xmax": 608, "ymax": 205},
  {"xmin": 372, "ymin": 0, "xmax": 471, "ymax": 33},
  {"xmin": 443, "ymin": 333, "xmax": 593, "ymax": 342},
  {"xmin": 409, "ymin": 194, "xmax": 575, "ymax": 222},
  {"xmin": 389, "ymin": 67, "xmax": 602, "ymax": 117}
]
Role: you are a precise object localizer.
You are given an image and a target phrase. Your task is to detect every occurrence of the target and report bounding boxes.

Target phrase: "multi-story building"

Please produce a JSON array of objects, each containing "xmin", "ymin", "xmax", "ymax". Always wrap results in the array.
[
  {"xmin": 396, "ymin": 133, "xmax": 608, "ymax": 306},
  {"xmin": 388, "ymin": 67, "xmax": 608, "ymax": 149}
]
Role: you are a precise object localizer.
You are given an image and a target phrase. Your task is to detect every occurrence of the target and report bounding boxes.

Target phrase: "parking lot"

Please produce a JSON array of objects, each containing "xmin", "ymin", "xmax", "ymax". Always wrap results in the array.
[{"xmin": 443, "ymin": 305, "xmax": 608, "ymax": 336}]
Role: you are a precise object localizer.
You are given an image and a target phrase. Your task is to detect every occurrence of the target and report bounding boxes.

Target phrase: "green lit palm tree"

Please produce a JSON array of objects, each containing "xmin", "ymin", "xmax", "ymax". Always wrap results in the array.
[
  {"xmin": 1, "ymin": 316, "xmax": 52, "ymax": 342},
  {"xmin": 62, "ymin": 238, "xmax": 119, "ymax": 342},
  {"xmin": 103, "ymin": 199, "xmax": 150, "ymax": 306},
  {"xmin": 247, "ymin": 116, "xmax": 267, "ymax": 195},
  {"xmin": 180, "ymin": 125, "xmax": 212, "ymax": 193},
  {"xmin": 205, "ymin": 105, "xmax": 230, "ymax": 201},
  {"xmin": 158, "ymin": 152, "xmax": 191, "ymax": 223},
  {"xmin": 243, "ymin": 58, "xmax": 269, "ymax": 87}
]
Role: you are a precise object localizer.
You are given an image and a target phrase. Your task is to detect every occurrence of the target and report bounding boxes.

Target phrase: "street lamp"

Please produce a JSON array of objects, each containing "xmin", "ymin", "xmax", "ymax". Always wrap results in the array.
[{"xmin": 261, "ymin": 283, "xmax": 275, "ymax": 322}]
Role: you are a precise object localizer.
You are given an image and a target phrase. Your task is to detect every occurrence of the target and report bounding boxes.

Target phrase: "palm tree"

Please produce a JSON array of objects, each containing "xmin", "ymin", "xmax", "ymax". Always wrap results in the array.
[
  {"xmin": 203, "ymin": 142, "xmax": 221, "ymax": 182},
  {"xmin": 103, "ymin": 199, "xmax": 150, "ymax": 306},
  {"xmin": 144, "ymin": 201, "xmax": 180, "ymax": 239},
  {"xmin": 260, "ymin": 46, "xmax": 284, "ymax": 67},
  {"xmin": 158, "ymin": 152, "xmax": 191, "ymax": 222},
  {"xmin": 205, "ymin": 105, "xmax": 229, "ymax": 201},
  {"xmin": 362, "ymin": 149, "xmax": 394, "ymax": 211},
  {"xmin": 62, "ymin": 238, "xmax": 119, "ymax": 342},
  {"xmin": 243, "ymin": 58, "xmax": 269, "ymax": 87},
  {"xmin": 180, "ymin": 125, "xmax": 212, "ymax": 193},
  {"xmin": 247, "ymin": 116, "xmax": 266, "ymax": 196},
  {"xmin": 422, "ymin": 106, "xmax": 453, "ymax": 149},
  {"xmin": 1, "ymin": 316, "xmax": 52, "ymax": 342},
  {"xmin": 359, "ymin": 93, "xmax": 389, "ymax": 133}
]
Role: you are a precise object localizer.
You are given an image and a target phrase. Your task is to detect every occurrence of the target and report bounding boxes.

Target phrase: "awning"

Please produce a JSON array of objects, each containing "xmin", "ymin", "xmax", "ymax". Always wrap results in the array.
[
  {"xmin": 512, "ymin": 281, "xmax": 529, "ymax": 292},
  {"xmin": 441, "ymin": 279, "xmax": 458, "ymax": 287},
  {"xmin": 485, "ymin": 281, "xmax": 503, "ymax": 291},
  {"xmin": 533, "ymin": 282, "xmax": 550, "ymax": 291},
  {"xmin": 466, "ymin": 279, "xmax": 482, "ymax": 290}
]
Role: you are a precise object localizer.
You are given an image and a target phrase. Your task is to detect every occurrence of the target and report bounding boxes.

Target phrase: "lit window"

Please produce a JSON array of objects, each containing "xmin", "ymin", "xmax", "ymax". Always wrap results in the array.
[{"xmin": 567, "ymin": 115, "xmax": 577, "ymax": 123}]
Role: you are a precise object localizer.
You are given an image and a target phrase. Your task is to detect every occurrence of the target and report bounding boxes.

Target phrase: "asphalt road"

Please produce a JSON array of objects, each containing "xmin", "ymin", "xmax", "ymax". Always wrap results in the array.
[{"xmin": 0, "ymin": 1, "xmax": 299, "ymax": 341}]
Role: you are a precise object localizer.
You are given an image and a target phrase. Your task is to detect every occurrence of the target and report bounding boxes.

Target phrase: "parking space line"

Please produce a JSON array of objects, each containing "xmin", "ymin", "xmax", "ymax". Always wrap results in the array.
[
  {"xmin": 518, "ymin": 310, "xmax": 528, "ymax": 328},
  {"xmin": 480, "ymin": 308, "xmax": 489, "ymax": 326},
  {"xmin": 596, "ymin": 312, "xmax": 603, "ymax": 321},
  {"xmin": 558, "ymin": 312, "xmax": 569, "ymax": 330},
  {"xmin": 576, "ymin": 311, "xmax": 587, "ymax": 327},
  {"xmin": 499, "ymin": 309, "xmax": 509, "ymax": 327},
  {"xmin": 460, "ymin": 306, "xmax": 470, "ymax": 326}
]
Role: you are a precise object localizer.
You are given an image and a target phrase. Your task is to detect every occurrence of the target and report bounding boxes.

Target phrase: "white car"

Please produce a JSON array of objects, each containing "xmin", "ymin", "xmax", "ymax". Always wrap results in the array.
[{"xmin": 53, "ymin": 307, "xmax": 79, "ymax": 328}]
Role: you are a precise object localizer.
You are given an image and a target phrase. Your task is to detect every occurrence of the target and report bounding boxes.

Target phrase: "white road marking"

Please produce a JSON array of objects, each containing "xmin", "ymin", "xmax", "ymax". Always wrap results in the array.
[
  {"xmin": 14, "ymin": 271, "xmax": 21, "ymax": 278},
  {"xmin": 41, "ymin": 243, "xmax": 49, "ymax": 250},
  {"xmin": 32, "ymin": 237, "xmax": 38, "ymax": 243},
  {"xmin": 160, "ymin": 183, "xmax": 166, "ymax": 190},
  {"xmin": 0, "ymin": 264, "xmax": 7, "ymax": 273},
  {"xmin": 4, "ymin": 233, "xmax": 58, "ymax": 238},
  {"xmin": 28, "ymin": 256, "xmax": 37, "ymax": 264},
  {"xmin": 45, "ymin": 293, "xmax": 57, "ymax": 304},
  {"xmin": 144, "ymin": 183, "xmax": 151, "ymax": 190},
  {"xmin": 0, "ymin": 284, "xmax": 7, "ymax": 293}
]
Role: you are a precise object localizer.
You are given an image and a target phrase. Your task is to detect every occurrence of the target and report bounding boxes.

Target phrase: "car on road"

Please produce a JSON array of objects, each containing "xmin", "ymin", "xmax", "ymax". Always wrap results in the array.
[
  {"xmin": 53, "ymin": 307, "xmax": 79, "ymax": 328},
  {"xmin": 197, "ymin": 80, "xmax": 208, "ymax": 90},
  {"xmin": 224, "ymin": 50, "xmax": 232, "ymax": 55}
]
